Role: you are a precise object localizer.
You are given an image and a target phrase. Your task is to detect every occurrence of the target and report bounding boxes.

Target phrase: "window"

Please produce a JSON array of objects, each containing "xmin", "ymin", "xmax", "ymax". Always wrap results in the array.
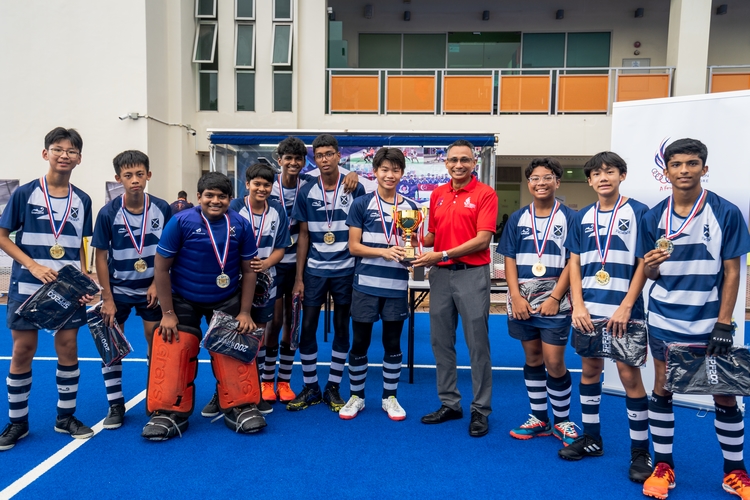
[
  {"xmin": 566, "ymin": 32, "xmax": 610, "ymax": 68},
  {"xmin": 359, "ymin": 34, "xmax": 401, "ymax": 68},
  {"xmin": 447, "ymin": 32, "xmax": 521, "ymax": 69},
  {"xmin": 195, "ymin": 0, "xmax": 216, "ymax": 19},
  {"xmin": 193, "ymin": 21, "xmax": 218, "ymax": 63},
  {"xmin": 200, "ymin": 58, "xmax": 218, "ymax": 111},
  {"xmin": 521, "ymin": 33, "xmax": 565, "ymax": 68},
  {"xmin": 272, "ymin": 24, "xmax": 293, "ymax": 66},
  {"xmin": 521, "ymin": 32, "xmax": 611, "ymax": 68},
  {"xmin": 273, "ymin": 0, "xmax": 292, "ymax": 21},
  {"xmin": 235, "ymin": 0, "xmax": 254, "ymax": 20},
  {"xmin": 236, "ymin": 71, "xmax": 255, "ymax": 111},
  {"xmin": 403, "ymin": 34, "xmax": 446, "ymax": 68},
  {"xmin": 273, "ymin": 71, "xmax": 293, "ymax": 111},
  {"xmin": 235, "ymin": 23, "xmax": 255, "ymax": 68}
]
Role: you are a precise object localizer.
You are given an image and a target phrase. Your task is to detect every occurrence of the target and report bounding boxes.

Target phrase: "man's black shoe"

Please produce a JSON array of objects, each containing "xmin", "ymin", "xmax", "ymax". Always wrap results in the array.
[
  {"xmin": 421, "ymin": 405, "xmax": 463, "ymax": 424},
  {"xmin": 558, "ymin": 433, "xmax": 604, "ymax": 461},
  {"xmin": 629, "ymin": 448, "xmax": 654, "ymax": 483},
  {"xmin": 0, "ymin": 422, "xmax": 29, "ymax": 451},
  {"xmin": 469, "ymin": 411, "xmax": 489, "ymax": 437}
]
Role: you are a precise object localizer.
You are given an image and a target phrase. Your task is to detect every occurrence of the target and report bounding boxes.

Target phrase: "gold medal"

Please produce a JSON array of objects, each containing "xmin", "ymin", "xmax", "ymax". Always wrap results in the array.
[
  {"xmin": 216, "ymin": 273, "xmax": 231, "ymax": 288},
  {"xmin": 595, "ymin": 268, "xmax": 610, "ymax": 286},
  {"xmin": 655, "ymin": 237, "xmax": 674, "ymax": 255},
  {"xmin": 532, "ymin": 261, "xmax": 546, "ymax": 277},
  {"xmin": 134, "ymin": 258, "xmax": 148, "ymax": 273},
  {"xmin": 50, "ymin": 243, "xmax": 65, "ymax": 259},
  {"xmin": 323, "ymin": 231, "xmax": 336, "ymax": 245}
]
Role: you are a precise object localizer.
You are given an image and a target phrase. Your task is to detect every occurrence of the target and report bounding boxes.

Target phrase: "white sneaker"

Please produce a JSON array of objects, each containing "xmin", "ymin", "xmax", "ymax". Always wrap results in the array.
[
  {"xmin": 339, "ymin": 396, "xmax": 365, "ymax": 420},
  {"xmin": 382, "ymin": 396, "xmax": 406, "ymax": 421}
]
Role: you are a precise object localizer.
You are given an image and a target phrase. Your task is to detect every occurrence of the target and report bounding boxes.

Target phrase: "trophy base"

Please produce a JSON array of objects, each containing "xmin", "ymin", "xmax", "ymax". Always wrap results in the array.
[
  {"xmin": 412, "ymin": 266, "xmax": 425, "ymax": 281},
  {"xmin": 403, "ymin": 246, "xmax": 416, "ymax": 261}
]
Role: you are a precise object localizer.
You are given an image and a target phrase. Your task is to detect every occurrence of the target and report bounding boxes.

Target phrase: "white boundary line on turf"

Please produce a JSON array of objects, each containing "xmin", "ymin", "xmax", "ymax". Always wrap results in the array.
[{"xmin": 0, "ymin": 390, "xmax": 146, "ymax": 500}]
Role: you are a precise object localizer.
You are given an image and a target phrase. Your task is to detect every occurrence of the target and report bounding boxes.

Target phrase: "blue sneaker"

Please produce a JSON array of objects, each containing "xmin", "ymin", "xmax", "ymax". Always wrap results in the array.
[
  {"xmin": 510, "ymin": 415, "xmax": 552, "ymax": 440},
  {"xmin": 553, "ymin": 420, "xmax": 580, "ymax": 446}
]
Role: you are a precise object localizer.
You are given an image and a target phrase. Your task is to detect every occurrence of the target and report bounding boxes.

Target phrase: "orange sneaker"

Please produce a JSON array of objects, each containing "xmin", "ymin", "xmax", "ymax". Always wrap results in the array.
[
  {"xmin": 724, "ymin": 470, "xmax": 750, "ymax": 499},
  {"xmin": 276, "ymin": 382, "xmax": 296, "ymax": 403},
  {"xmin": 261, "ymin": 382, "xmax": 276, "ymax": 403},
  {"xmin": 643, "ymin": 462, "xmax": 676, "ymax": 499}
]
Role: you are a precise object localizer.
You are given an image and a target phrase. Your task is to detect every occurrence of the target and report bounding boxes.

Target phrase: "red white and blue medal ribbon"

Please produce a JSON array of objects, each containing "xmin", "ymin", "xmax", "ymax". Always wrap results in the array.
[
  {"xmin": 40, "ymin": 175, "xmax": 73, "ymax": 243},
  {"xmin": 530, "ymin": 199, "xmax": 560, "ymax": 260},
  {"xmin": 200, "ymin": 212, "xmax": 231, "ymax": 275},
  {"xmin": 278, "ymin": 175, "xmax": 300, "ymax": 243},
  {"xmin": 375, "ymin": 192, "xmax": 396, "ymax": 246},
  {"xmin": 246, "ymin": 197, "xmax": 268, "ymax": 249},
  {"xmin": 120, "ymin": 194, "xmax": 149, "ymax": 255},
  {"xmin": 319, "ymin": 174, "xmax": 342, "ymax": 231},
  {"xmin": 593, "ymin": 195, "xmax": 622, "ymax": 268},
  {"xmin": 665, "ymin": 189, "xmax": 706, "ymax": 241}
]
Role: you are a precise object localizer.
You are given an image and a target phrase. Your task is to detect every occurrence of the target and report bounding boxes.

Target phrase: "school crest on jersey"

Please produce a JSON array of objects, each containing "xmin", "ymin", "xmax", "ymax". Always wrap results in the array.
[
  {"xmin": 270, "ymin": 220, "xmax": 277, "ymax": 232},
  {"xmin": 553, "ymin": 225, "xmax": 564, "ymax": 238},
  {"xmin": 340, "ymin": 195, "xmax": 349, "ymax": 207},
  {"xmin": 229, "ymin": 225, "xmax": 236, "ymax": 236},
  {"xmin": 617, "ymin": 219, "xmax": 630, "ymax": 234},
  {"xmin": 69, "ymin": 207, "xmax": 79, "ymax": 221},
  {"xmin": 703, "ymin": 224, "xmax": 711, "ymax": 242},
  {"xmin": 151, "ymin": 218, "xmax": 160, "ymax": 230}
]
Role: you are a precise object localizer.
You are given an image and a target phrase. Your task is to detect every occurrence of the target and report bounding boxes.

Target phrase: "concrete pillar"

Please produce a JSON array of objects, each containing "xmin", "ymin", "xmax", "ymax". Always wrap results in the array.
[{"xmin": 667, "ymin": 0, "xmax": 712, "ymax": 96}]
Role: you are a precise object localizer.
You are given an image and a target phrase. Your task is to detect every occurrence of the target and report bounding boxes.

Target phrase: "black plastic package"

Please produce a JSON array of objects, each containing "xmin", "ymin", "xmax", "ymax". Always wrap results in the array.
[
  {"xmin": 573, "ymin": 318, "xmax": 648, "ymax": 367},
  {"xmin": 86, "ymin": 302, "xmax": 133, "ymax": 367},
  {"xmin": 507, "ymin": 278, "xmax": 572, "ymax": 318},
  {"xmin": 290, "ymin": 292, "xmax": 302, "ymax": 350},
  {"xmin": 665, "ymin": 344, "xmax": 750, "ymax": 396},
  {"xmin": 202, "ymin": 310, "xmax": 264, "ymax": 364},
  {"xmin": 15, "ymin": 264, "xmax": 100, "ymax": 331},
  {"xmin": 254, "ymin": 270, "xmax": 273, "ymax": 308}
]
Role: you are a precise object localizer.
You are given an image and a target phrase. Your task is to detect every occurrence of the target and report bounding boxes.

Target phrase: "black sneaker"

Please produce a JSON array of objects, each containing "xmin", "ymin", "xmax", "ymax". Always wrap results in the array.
[
  {"xmin": 54, "ymin": 415, "xmax": 94, "ymax": 439},
  {"xmin": 141, "ymin": 412, "xmax": 189, "ymax": 441},
  {"xmin": 257, "ymin": 398, "xmax": 273, "ymax": 415},
  {"xmin": 286, "ymin": 385, "xmax": 323, "ymax": 412},
  {"xmin": 323, "ymin": 385, "xmax": 346, "ymax": 413},
  {"xmin": 629, "ymin": 448, "xmax": 654, "ymax": 483},
  {"xmin": 201, "ymin": 393, "xmax": 220, "ymax": 418},
  {"xmin": 103, "ymin": 404, "xmax": 126, "ymax": 430},
  {"xmin": 0, "ymin": 422, "xmax": 29, "ymax": 451},
  {"xmin": 558, "ymin": 433, "xmax": 604, "ymax": 461},
  {"xmin": 224, "ymin": 404, "xmax": 266, "ymax": 434}
]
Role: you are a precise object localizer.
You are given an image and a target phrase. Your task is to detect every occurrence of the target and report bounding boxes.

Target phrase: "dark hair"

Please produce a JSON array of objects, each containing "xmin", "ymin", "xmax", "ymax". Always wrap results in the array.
[
  {"xmin": 373, "ymin": 148, "xmax": 406, "ymax": 172},
  {"xmin": 197, "ymin": 172, "xmax": 233, "ymax": 197},
  {"xmin": 525, "ymin": 158, "xmax": 563, "ymax": 179},
  {"xmin": 664, "ymin": 138, "xmax": 708, "ymax": 166},
  {"xmin": 312, "ymin": 134, "xmax": 339, "ymax": 152},
  {"xmin": 178, "ymin": 191, "xmax": 188, "ymax": 198},
  {"xmin": 276, "ymin": 136, "xmax": 307, "ymax": 157},
  {"xmin": 112, "ymin": 150, "xmax": 150, "ymax": 175},
  {"xmin": 45, "ymin": 127, "xmax": 83, "ymax": 152},
  {"xmin": 446, "ymin": 139, "xmax": 475, "ymax": 156},
  {"xmin": 583, "ymin": 151, "xmax": 627, "ymax": 178},
  {"xmin": 245, "ymin": 163, "xmax": 275, "ymax": 184}
]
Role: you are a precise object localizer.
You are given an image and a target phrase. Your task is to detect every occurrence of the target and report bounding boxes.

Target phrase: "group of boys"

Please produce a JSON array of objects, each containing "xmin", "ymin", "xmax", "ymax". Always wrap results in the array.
[{"xmin": 1, "ymin": 127, "xmax": 750, "ymax": 500}]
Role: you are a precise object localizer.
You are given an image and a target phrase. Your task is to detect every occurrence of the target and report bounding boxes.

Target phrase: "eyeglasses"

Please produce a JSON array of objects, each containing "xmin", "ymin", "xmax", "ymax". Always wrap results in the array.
[
  {"xmin": 48, "ymin": 147, "xmax": 80, "ymax": 158},
  {"xmin": 314, "ymin": 151, "xmax": 337, "ymax": 160},
  {"xmin": 446, "ymin": 157, "xmax": 474, "ymax": 166},
  {"xmin": 528, "ymin": 175, "xmax": 557, "ymax": 184}
]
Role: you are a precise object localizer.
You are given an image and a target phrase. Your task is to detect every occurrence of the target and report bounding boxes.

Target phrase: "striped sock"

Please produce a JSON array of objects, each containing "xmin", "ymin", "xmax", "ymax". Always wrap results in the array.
[
  {"xmin": 56, "ymin": 363, "xmax": 80, "ymax": 418},
  {"xmin": 300, "ymin": 349, "xmax": 318, "ymax": 386},
  {"xmin": 7, "ymin": 371, "xmax": 32, "ymax": 423},
  {"xmin": 277, "ymin": 343, "xmax": 295, "ymax": 383},
  {"xmin": 348, "ymin": 354, "xmax": 368, "ymax": 398},
  {"xmin": 649, "ymin": 392, "xmax": 675, "ymax": 468},
  {"xmin": 580, "ymin": 381, "xmax": 602, "ymax": 440},
  {"xmin": 547, "ymin": 370, "xmax": 572, "ymax": 425},
  {"xmin": 101, "ymin": 362, "xmax": 124, "ymax": 406},
  {"xmin": 327, "ymin": 348, "xmax": 348, "ymax": 386},
  {"xmin": 262, "ymin": 346, "xmax": 278, "ymax": 382},
  {"xmin": 626, "ymin": 395, "xmax": 650, "ymax": 451},
  {"xmin": 382, "ymin": 352, "xmax": 402, "ymax": 398},
  {"xmin": 715, "ymin": 402, "xmax": 745, "ymax": 473},
  {"xmin": 256, "ymin": 346, "xmax": 266, "ymax": 378},
  {"xmin": 523, "ymin": 364, "xmax": 549, "ymax": 422}
]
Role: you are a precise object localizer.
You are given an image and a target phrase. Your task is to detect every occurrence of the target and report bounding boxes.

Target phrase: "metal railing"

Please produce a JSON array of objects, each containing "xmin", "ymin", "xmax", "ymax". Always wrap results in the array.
[{"xmin": 707, "ymin": 65, "xmax": 750, "ymax": 93}]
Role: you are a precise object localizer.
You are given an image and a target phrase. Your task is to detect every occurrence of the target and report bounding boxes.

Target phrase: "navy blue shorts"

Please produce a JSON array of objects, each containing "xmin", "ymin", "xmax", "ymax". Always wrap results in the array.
[
  {"xmin": 274, "ymin": 262, "xmax": 297, "ymax": 300},
  {"xmin": 649, "ymin": 336, "xmax": 669, "ymax": 362},
  {"xmin": 302, "ymin": 271, "xmax": 354, "ymax": 307},
  {"xmin": 114, "ymin": 298, "xmax": 162, "ymax": 325},
  {"xmin": 251, "ymin": 301, "xmax": 275, "ymax": 324},
  {"xmin": 6, "ymin": 298, "xmax": 88, "ymax": 331},
  {"xmin": 507, "ymin": 320, "xmax": 570, "ymax": 346},
  {"xmin": 350, "ymin": 289, "xmax": 408, "ymax": 323},
  {"xmin": 172, "ymin": 290, "xmax": 241, "ymax": 332}
]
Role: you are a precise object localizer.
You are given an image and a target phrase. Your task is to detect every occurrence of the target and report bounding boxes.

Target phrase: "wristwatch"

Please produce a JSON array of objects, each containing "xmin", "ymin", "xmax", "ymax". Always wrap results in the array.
[{"xmin": 441, "ymin": 251, "xmax": 449, "ymax": 262}]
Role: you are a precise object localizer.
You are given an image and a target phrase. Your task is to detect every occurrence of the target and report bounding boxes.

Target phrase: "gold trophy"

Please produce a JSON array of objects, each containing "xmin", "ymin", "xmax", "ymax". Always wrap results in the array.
[{"xmin": 393, "ymin": 207, "xmax": 428, "ymax": 262}]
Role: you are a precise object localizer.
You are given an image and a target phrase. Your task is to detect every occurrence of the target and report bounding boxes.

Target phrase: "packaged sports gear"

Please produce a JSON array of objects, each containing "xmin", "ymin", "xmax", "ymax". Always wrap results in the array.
[
  {"xmin": 572, "ymin": 318, "xmax": 648, "ymax": 367},
  {"xmin": 507, "ymin": 278, "xmax": 571, "ymax": 317},
  {"xmin": 202, "ymin": 311, "xmax": 264, "ymax": 364},
  {"xmin": 210, "ymin": 352, "xmax": 261, "ymax": 411},
  {"xmin": 87, "ymin": 302, "xmax": 133, "ymax": 367},
  {"xmin": 665, "ymin": 344, "xmax": 750, "ymax": 396},
  {"xmin": 290, "ymin": 292, "xmax": 302, "ymax": 349},
  {"xmin": 253, "ymin": 270, "xmax": 273, "ymax": 307},
  {"xmin": 15, "ymin": 264, "xmax": 99, "ymax": 331},
  {"xmin": 146, "ymin": 326, "xmax": 201, "ymax": 417}
]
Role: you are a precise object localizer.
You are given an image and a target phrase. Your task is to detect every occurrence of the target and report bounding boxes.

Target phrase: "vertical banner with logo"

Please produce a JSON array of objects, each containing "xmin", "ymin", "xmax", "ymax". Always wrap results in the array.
[{"xmin": 608, "ymin": 90, "xmax": 750, "ymax": 409}]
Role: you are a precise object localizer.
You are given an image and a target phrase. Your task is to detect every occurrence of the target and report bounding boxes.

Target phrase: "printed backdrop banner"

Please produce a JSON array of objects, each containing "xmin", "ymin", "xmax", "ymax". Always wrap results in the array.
[{"xmin": 607, "ymin": 90, "xmax": 750, "ymax": 409}]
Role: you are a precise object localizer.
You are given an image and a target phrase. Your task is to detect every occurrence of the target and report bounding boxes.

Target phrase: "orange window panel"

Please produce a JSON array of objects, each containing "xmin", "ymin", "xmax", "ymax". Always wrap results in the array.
[
  {"xmin": 711, "ymin": 73, "xmax": 750, "ymax": 93},
  {"xmin": 443, "ymin": 76, "xmax": 493, "ymax": 113},
  {"xmin": 499, "ymin": 75, "xmax": 550, "ymax": 113},
  {"xmin": 330, "ymin": 75, "xmax": 379, "ymax": 112},
  {"xmin": 386, "ymin": 76, "xmax": 435, "ymax": 113},
  {"xmin": 557, "ymin": 75, "xmax": 609, "ymax": 112},
  {"xmin": 616, "ymin": 74, "xmax": 670, "ymax": 102}
]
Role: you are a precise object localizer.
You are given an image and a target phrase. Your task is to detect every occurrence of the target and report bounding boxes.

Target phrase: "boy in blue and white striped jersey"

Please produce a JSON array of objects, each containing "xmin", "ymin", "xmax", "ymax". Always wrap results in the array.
[
  {"xmin": 637, "ymin": 139, "xmax": 750, "ymax": 499},
  {"xmin": 341, "ymin": 147, "xmax": 420, "ymax": 421},
  {"xmin": 561, "ymin": 152, "xmax": 653, "ymax": 481},
  {"xmin": 92, "ymin": 150, "xmax": 171, "ymax": 430},
  {"xmin": 0, "ymin": 127, "xmax": 96, "ymax": 450}
]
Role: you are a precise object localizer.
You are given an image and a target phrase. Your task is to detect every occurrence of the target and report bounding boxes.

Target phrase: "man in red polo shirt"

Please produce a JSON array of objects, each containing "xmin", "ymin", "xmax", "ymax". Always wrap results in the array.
[{"xmin": 413, "ymin": 139, "xmax": 498, "ymax": 437}]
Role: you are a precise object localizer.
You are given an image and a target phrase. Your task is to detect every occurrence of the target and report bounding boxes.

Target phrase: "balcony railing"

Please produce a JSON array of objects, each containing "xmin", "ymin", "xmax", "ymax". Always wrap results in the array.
[
  {"xmin": 708, "ymin": 65, "xmax": 750, "ymax": 94},
  {"xmin": 326, "ymin": 67, "xmax": 675, "ymax": 115}
]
